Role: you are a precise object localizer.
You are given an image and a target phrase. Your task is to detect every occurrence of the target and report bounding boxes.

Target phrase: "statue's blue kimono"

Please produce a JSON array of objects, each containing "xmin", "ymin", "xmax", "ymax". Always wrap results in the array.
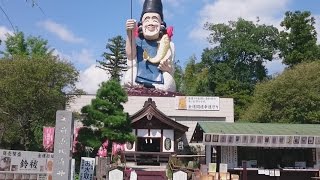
[{"xmin": 135, "ymin": 37, "xmax": 163, "ymax": 87}]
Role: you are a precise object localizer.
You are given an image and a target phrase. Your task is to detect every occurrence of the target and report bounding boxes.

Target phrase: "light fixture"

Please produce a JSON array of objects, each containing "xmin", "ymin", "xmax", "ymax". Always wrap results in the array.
[
  {"xmin": 150, "ymin": 139, "xmax": 152, "ymax": 144},
  {"xmin": 145, "ymin": 138, "xmax": 148, "ymax": 144}
]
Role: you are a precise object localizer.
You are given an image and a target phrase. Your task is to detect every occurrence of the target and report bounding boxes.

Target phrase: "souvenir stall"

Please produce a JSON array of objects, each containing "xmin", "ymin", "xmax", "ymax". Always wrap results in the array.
[{"xmin": 192, "ymin": 122, "xmax": 320, "ymax": 180}]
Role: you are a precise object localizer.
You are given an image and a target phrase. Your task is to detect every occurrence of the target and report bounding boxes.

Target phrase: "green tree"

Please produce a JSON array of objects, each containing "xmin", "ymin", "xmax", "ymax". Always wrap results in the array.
[
  {"xmin": 2, "ymin": 31, "xmax": 54, "ymax": 59},
  {"xmin": 279, "ymin": 11, "xmax": 320, "ymax": 67},
  {"xmin": 0, "ymin": 56, "xmax": 79, "ymax": 150},
  {"xmin": 0, "ymin": 32, "xmax": 80, "ymax": 150},
  {"xmin": 173, "ymin": 60, "xmax": 183, "ymax": 93},
  {"xmin": 77, "ymin": 80, "xmax": 135, "ymax": 154},
  {"xmin": 205, "ymin": 18, "xmax": 278, "ymax": 84},
  {"xmin": 97, "ymin": 36, "xmax": 127, "ymax": 81},
  {"xmin": 241, "ymin": 61, "xmax": 320, "ymax": 124},
  {"xmin": 200, "ymin": 18, "xmax": 279, "ymax": 120},
  {"xmin": 180, "ymin": 55, "xmax": 212, "ymax": 96}
]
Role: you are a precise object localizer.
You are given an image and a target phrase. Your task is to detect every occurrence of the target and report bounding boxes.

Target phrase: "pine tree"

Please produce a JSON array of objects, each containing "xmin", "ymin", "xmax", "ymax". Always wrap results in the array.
[
  {"xmin": 77, "ymin": 80, "xmax": 135, "ymax": 151},
  {"xmin": 97, "ymin": 36, "xmax": 127, "ymax": 81}
]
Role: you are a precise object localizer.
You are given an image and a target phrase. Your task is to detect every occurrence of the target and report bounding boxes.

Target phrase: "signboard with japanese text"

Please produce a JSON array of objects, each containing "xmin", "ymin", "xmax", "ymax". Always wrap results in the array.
[
  {"xmin": 0, "ymin": 149, "xmax": 53, "ymax": 173},
  {"xmin": 0, "ymin": 149, "xmax": 53, "ymax": 179},
  {"xmin": 53, "ymin": 111, "xmax": 74, "ymax": 180},
  {"xmin": 203, "ymin": 133, "xmax": 320, "ymax": 148},
  {"xmin": 175, "ymin": 96, "xmax": 220, "ymax": 111},
  {"xmin": 79, "ymin": 157, "xmax": 95, "ymax": 180}
]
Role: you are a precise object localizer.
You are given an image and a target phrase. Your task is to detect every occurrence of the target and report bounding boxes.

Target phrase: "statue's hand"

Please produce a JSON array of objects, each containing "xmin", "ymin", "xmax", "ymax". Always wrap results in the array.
[
  {"xmin": 126, "ymin": 19, "xmax": 136, "ymax": 32},
  {"xmin": 158, "ymin": 59, "xmax": 173, "ymax": 74}
]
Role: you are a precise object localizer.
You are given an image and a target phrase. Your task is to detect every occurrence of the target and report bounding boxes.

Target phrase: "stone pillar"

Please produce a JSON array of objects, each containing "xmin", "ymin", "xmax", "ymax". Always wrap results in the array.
[
  {"xmin": 205, "ymin": 145, "xmax": 212, "ymax": 165},
  {"xmin": 52, "ymin": 111, "xmax": 74, "ymax": 180}
]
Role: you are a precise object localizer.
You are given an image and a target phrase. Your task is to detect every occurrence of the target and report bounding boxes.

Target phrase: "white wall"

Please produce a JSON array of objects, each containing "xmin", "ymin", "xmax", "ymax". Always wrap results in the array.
[{"xmin": 66, "ymin": 95, "xmax": 234, "ymax": 122}]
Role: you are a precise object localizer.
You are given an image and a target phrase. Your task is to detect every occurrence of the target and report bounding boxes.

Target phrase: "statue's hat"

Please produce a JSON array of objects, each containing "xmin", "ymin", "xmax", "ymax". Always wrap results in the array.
[{"xmin": 140, "ymin": 0, "xmax": 163, "ymax": 21}]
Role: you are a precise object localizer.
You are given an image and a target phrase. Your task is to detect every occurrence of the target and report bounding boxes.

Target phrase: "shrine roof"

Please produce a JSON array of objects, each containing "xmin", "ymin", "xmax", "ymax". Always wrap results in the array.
[{"xmin": 130, "ymin": 98, "xmax": 188, "ymax": 133}]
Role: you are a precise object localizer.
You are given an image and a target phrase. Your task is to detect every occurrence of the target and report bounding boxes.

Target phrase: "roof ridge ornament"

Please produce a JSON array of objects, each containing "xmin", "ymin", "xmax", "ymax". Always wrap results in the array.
[{"xmin": 143, "ymin": 98, "xmax": 157, "ymax": 108}]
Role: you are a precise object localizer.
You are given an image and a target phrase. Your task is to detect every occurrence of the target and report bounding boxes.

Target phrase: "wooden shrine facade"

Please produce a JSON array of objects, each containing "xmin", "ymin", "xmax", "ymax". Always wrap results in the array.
[{"xmin": 124, "ymin": 98, "xmax": 188, "ymax": 166}]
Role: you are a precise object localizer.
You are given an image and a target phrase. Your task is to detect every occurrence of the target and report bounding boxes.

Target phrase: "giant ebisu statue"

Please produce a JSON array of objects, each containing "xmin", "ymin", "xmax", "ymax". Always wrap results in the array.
[{"xmin": 124, "ymin": 0, "xmax": 176, "ymax": 92}]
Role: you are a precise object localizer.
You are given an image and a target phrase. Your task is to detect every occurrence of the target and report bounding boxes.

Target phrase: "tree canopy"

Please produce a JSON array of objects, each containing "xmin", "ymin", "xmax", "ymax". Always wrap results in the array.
[
  {"xmin": 241, "ymin": 61, "xmax": 320, "ymax": 124},
  {"xmin": 1, "ymin": 31, "xmax": 54, "ymax": 59},
  {"xmin": 0, "ymin": 31, "xmax": 80, "ymax": 150},
  {"xmin": 77, "ymin": 80, "xmax": 135, "ymax": 153},
  {"xmin": 279, "ymin": 11, "xmax": 320, "ymax": 67},
  {"xmin": 182, "ymin": 18, "xmax": 279, "ymax": 120}
]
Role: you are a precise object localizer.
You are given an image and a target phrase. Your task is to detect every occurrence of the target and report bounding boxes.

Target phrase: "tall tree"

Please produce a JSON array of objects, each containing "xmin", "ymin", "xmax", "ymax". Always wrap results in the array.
[
  {"xmin": 241, "ymin": 61, "xmax": 320, "ymax": 124},
  {"xmin": 173, "ymin": 60, "xmax": 183, "ymax": 93},
  {"xmin": 201, "ymin": 18, "xmax": 279, "ymax": 120},
  {"xmin": 2, "ymin": 31, "xmax": 54, "ymax": 59},
  {"xmin": 0, "ymin": 32, "xmax": 80, "ymax": 150},
  {"xmin": 97, "ymin": 36, "xmax": 127, "ymax": 81},
  {"xmin": 77, "ymin": 80, "xmax": 135, "ymax": 154},
  {"xmin": 180, "ymin": 55, "xmax": 212, "ymax": 96},
  {"xmin": 279, "ymin": 11, "xmax": 320, "ymax": 67}
]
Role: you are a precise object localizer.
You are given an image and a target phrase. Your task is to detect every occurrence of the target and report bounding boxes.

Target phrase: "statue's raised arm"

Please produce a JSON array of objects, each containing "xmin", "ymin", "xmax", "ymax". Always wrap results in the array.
[{"xmin": 124, "ymin": 0, "xmax": 176, "ymax": 92}]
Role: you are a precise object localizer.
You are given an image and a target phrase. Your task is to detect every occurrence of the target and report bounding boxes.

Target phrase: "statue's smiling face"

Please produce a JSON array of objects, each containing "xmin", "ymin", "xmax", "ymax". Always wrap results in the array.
[{"xmin": 142, "ymin": 12, "xmax": 161, "ymax": 40}]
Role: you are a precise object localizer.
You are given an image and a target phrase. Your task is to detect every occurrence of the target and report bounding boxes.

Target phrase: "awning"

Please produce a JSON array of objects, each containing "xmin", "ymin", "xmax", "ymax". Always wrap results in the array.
[{"xmin": 192, "ymin": 122, "xmax": 320, "ymax": 148}]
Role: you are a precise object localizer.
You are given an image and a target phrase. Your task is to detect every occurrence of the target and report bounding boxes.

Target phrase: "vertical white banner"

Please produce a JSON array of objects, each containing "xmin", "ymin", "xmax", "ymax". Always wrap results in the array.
[
  {"xmin": 71, "ymin": 159, "xmax": 75, "ymax": 180},
  {"xmin": 79, "ymin": 157, "xmax": 95, "ymax": 180}
]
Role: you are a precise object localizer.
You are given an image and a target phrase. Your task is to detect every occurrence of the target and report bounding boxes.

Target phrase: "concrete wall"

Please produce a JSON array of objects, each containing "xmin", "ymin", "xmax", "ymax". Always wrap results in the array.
[
  {"xmin": 66, "ymin": 95, "xmax": 234, "ymax": 143},
  {"xmin": 67, "ymin": 95, "xmax": 234, "ymax": 121}
]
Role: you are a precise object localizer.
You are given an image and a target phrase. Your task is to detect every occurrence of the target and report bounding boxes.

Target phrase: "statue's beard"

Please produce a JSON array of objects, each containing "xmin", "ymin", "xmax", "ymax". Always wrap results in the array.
[{"xmin": 143, "ymin": 26, "xmax": 160, "ymax": 40}]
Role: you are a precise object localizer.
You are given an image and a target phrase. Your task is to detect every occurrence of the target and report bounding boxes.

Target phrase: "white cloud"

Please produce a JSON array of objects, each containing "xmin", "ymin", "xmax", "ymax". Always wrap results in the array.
[
  {"xmin": 71, "ymin": 49, "xmax": 96, "ymax": 67},
  {"xmin": 76, "ymin": 64, "xmax": 110, "ymax": 94},
  {"xmin": 39, "ymin": 20, "xmax": 85, "ymax": 43},
  {"xmin": 52, "ymin": 49, "xmax": 71, "ymax": 60},
  {"xmin": 52, "ymin": 49, "xmax": 107, "ymax": 93},
  {"xmin": 190, "ymin": 0, "xmax": 290, "ymax": 42},
  {"xmin": 52, "ymin": 48, "xmax": 95, "ymax": 68},
  {"xmin": 0, "ymin": 26, "xmax": 13, "ymax": 41}
]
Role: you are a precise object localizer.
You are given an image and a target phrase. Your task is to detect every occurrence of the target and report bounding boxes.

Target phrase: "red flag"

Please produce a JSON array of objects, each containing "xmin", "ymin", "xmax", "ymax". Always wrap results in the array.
[
  {"xmin": 43, "ymin": 127, "xmax": 55, "ymax": 152},
  {"xmin": 72, "ymin": 127, "xmax": 81, "ymax": 153}
]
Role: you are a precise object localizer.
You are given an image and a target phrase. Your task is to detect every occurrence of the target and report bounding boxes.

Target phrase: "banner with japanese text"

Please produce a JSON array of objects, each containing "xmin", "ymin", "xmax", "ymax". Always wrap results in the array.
[
  {"xmin": 0, "ymin": 149, "xmax": 53, "ymax": 175},
  {"xmin": 79, "ymin": 157, "xmax": 95, "ymax": 180},
  {"xmin": 43, "ymin": 127, "xmax": 55, "ymax": 152}
]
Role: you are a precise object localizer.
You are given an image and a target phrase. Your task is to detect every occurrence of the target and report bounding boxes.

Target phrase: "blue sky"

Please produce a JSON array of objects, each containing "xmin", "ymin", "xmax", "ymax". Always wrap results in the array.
[{"xmin": 1, "ymin": 0, "xmax": 320, "ymax": 93}]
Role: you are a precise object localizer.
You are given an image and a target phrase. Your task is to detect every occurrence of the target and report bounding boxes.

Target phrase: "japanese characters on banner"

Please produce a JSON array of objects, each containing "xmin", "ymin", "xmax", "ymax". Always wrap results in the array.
[
  {"xmin": 220, "ymin": 146, "xmax": 238, "ymax": 169},
  {"xmin": 203, "ymin": 133, "xmax": 320, "ymax": 148},
  {"xmin": 79, "ymin": 157, "xmax": 95, "ymax": 180},
  {"xmin": 0, "ymin": 149, "xmax": 53, "ymax": 175},
  {"xmin": 43, "ymin": 127, "xmax": 55, "ymax": 152},
  {"xmin": 175, "ymin": 96, "xmax": 220, "ymax": 111}
]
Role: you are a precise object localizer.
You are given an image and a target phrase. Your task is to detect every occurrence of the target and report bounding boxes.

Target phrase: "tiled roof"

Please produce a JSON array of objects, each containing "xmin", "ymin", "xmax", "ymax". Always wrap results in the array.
[{"xmin": 198, "ymin": 122, "xmax": 320, "ymax": 136}]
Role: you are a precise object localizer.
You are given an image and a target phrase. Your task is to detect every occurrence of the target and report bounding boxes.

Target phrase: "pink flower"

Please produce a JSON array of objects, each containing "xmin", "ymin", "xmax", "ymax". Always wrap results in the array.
[
  {"xmin": 112, "ymin": 142, "xmax": 125, "ymax": 155},
  {"xmin": 102, "ymin": 140, "xmax": 109, "ymax": 148},
  {"xmin": 97, "ymin": 146, "xmax": 107, "ymax": 157}
]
